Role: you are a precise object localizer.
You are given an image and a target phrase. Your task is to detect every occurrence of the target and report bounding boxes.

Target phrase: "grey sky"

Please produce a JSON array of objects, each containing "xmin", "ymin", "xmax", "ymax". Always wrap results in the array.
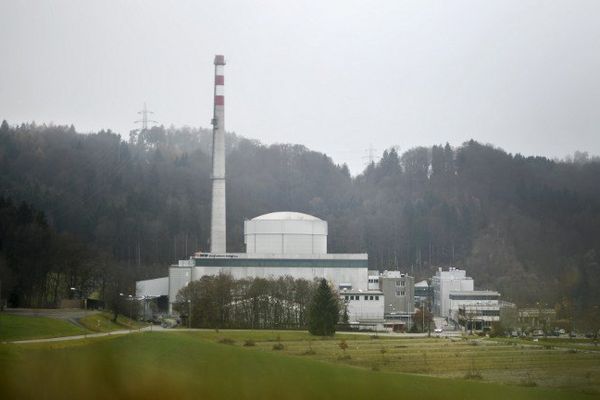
[{"xmin": 1, "ymin": 1, "xmax": 599, "ymax": 173}]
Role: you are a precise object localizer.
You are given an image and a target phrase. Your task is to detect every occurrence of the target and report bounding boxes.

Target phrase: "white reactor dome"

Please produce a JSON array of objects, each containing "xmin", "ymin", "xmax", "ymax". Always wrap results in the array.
[{"xmin": 244, "ymin": 212, "xmax": 328, "ymax": 255}]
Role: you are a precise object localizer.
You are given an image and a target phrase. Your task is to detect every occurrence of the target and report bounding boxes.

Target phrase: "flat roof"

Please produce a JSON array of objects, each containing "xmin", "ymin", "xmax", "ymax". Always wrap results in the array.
[
  {"xmin": 449, "ymin": 290, "xmax": 500, "ymax": 296},
  {"xmin": 340, "ymin": 290, "xmax": 383, "ymax": 295},
  {"xmin": 193, "ymin": 252, "xmax": 367, "ymax": 260},
  {"xmin": 176, "ymin": 256, "xmax": 368, "ymax": 269}
]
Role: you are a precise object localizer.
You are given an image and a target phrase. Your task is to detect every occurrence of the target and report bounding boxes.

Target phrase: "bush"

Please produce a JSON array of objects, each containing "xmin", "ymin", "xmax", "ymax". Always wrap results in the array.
[
  {"xmin": 464, "ymin": 371, "xmax": 483, "ymax": 380},
  {"xmin": 243, "ymin": 339, "xmax": 255, "ymax": 347},
  {"xmin": 272, "ymin": 343, "xmax": 285, "ymax": 351}
]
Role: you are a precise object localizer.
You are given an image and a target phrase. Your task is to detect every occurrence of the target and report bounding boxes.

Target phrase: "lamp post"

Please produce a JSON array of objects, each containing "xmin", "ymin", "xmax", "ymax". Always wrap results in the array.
[
  {"xmin": 187, "ymin": 299, "xmax": 192, "ymax": 329},
  {"xmin": 421, "ymin": 299, "xmax": 425, "ymax": 334},
  {"xmin": 70, "ymin": 287, "xmax": 86, "ymax": 309},
  {"xmin": 128, "ymin": 294, "xmax": 133, "ymax": 320}
]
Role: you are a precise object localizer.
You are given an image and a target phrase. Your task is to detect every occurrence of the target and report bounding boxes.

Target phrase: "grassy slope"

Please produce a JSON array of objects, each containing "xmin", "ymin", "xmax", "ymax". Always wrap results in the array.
[
  {"xmin": 0, "ymin": 313, "xmax": 87, "ymax": 341},
  {"xmin": 78, "ymin": 312, "xmax": 145, "ymax": 332},
  {"xmin": 0, "ymin": 332, "xmax": 595, "ymax": 400}
]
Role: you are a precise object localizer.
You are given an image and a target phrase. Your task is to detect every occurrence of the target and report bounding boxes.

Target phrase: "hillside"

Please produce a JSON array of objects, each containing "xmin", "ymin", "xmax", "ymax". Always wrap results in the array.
[{"xmin": 0, "ymin": 120, "xmax": 599, "ymax": 317}]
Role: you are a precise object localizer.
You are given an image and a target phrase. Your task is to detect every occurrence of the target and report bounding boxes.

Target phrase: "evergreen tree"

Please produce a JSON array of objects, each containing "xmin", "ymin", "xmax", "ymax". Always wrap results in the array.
[{"xmin": 308, "ymin": 279, "xmax": 340, "ymax": 336}]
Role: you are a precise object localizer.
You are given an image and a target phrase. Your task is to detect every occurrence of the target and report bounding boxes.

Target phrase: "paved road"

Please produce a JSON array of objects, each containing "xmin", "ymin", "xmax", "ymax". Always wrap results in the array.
[{"xmin": 6, "ymin": 327, "xmax": 152, "ymax": 344}]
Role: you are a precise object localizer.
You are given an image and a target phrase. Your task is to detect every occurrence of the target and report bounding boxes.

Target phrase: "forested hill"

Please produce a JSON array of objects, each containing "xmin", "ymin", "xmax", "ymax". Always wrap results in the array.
[{"xmin": 1, "ymin": 120, "xmax": 599, "ymax": 311}]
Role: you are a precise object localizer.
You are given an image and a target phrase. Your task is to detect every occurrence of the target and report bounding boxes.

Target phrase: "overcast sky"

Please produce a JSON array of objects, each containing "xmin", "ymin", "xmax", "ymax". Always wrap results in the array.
[{"xmin": 1, "ymin": 1, "xmax": 599, "ymax": 173}]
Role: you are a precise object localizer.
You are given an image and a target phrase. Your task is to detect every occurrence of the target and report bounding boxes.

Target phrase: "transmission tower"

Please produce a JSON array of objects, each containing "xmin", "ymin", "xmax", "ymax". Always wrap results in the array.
[
  {"xmin": 362, "ymin": 143, "xmax": 378, "ymax": 166},
  {"xmin": 134, "ymin": 102, "xmax": 157, "ymax": 131}
]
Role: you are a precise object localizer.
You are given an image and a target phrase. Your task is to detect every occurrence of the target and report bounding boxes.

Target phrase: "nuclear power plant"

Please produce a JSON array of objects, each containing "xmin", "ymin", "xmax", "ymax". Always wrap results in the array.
[{"xmin": 136, "ymin": 55, "xmax": 411, "ymax": 328}]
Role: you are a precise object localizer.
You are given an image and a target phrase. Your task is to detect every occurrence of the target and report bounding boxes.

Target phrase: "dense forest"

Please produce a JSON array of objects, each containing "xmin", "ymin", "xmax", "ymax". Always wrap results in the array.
[{"xmin": 0, "ymin": 120, "xmax": 599, "ymax": 320}]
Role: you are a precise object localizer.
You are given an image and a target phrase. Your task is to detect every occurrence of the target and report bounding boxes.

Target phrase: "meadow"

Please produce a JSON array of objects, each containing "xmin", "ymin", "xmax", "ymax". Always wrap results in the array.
[
  {"xmin": 0, "ymin": 313, "xmax": 87, "ymax": 341},
  {"xmin": 1, "ymin": 328, "xmax": 599, "ymax": 399},
  {"xmin": 78, "ymin": 312, "xmax": 146, "ymax": 332},
  {"xmin": 0, "ymin": 332, "xmax": 594, "ymax": 399}
]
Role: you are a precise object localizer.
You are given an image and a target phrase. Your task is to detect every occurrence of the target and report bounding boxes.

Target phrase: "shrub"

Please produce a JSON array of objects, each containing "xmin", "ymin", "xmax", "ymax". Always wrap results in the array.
[
  {"xmin": 464, "ymin": 371, "xmax": 483, "ymax": 380},
  {"xmin": 272, "ymin": 343, "xmax": 285, "ymax": 351},
  {"xmin": 338, "ymin": 339, "xmax": 349, "ymax": 352},
  {"xmin": 243, "ymin": 339, "xmax": 255, "ymax": 347}
]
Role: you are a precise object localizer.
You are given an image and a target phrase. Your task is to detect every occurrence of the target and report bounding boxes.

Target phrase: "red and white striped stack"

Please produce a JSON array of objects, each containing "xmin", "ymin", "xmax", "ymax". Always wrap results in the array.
[
  {"xmin": 210, "ymin": 54, "xmax": 227, "ymax": 254},
  {"xmin": 214, "ymin": 54, "xmax": 225, "ymax": 106}
]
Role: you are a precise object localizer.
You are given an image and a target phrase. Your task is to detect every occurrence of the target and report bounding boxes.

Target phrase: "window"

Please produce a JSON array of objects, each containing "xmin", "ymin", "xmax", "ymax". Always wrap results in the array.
[
  {"xmin": 364, "ymin": 295, "xmax": 368, "ymax": 301},
  {"xmin": 368, "ymin": 279, "xmax": 373, "ymax": 283},
  {"xmin": 401, "ymin": 291, "xmax": 405, "ymax": 296},
  {"xmin": 345, "ymin": 295, "xmax": 349, "ymax": 300},
  {"xmin": 401, "ymin": 281, "xmax": 405, "ymax": 287},
  {"xmin": 375, "ymin": 296, "xmax": 379, "ymax": 301},
  {"xmin": 396, "ymin": 281, "xmax": 401, "ymax": 287},
  {"xmin": 369, "ymin": 296, "xmax": 374, "ymax": 300}
]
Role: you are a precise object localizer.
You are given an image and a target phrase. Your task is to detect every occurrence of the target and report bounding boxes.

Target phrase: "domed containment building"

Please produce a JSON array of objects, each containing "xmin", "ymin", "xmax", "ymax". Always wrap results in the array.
[
  {"xmin": 161, "ymin": 211, "xmax": 368, "ymax": 312},
  {"xmin": 244, "ymin": 212, "xmax": 327, "ymax": 255}
]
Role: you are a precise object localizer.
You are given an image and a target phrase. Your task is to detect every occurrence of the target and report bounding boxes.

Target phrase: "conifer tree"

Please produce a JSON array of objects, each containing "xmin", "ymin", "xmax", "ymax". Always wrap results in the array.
[{"xmin": 308, "ymin": 279, "xmax": 340, "ymax": 336}]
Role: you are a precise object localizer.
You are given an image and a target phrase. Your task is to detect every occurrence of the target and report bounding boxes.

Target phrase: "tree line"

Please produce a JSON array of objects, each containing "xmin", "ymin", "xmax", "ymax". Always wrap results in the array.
[
  {"xmin": 1, "ymin": 120, "xmax": 599, "ymax": 324},
  {"xmin": 174, "ymin": 275, "xmax": 340, "ymax": 335}
]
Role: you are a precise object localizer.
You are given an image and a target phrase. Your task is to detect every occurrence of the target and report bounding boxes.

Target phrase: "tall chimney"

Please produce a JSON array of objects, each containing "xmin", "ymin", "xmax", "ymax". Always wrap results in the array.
[{"xmin": 210, "ymin": 55, "xmax": 226, "ymax": 253}]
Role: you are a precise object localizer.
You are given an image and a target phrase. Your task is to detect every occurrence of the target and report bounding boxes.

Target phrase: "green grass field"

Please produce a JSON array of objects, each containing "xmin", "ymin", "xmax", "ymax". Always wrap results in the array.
[
  {"xmin": 1, "ymin": 332, "xmax": 595, "ymax": 400},
  {"xmin": 179, "ymin": 330, "xmax": 600, "ymax": 393},
  {"xmin": 78, "ymin": 312, "xmax": 145, "ymax": 332},
  {"xmin": 0, "ymin": 313, "xmax": 87, "ymax": 341}
]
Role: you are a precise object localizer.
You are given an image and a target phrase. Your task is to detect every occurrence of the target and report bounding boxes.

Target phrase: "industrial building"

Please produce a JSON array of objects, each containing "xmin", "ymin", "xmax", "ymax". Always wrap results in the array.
[
  {"xmin": 431, "ymin": 267, "xmax": 474, "ymax": 318},
  {"xmin": 136, "ymin": 55, "xmax": 376, "ymax": 321},
  {"xmin": 451, "ymin": 290, "xmax": 501, "ymax": 331},
  {"xmin": 378, "ymin": 271, "xmax": 415, "ymax": 331},
  {"xmin": 431, "ymin": 267, "xmax": 503, "ymax": 331}
]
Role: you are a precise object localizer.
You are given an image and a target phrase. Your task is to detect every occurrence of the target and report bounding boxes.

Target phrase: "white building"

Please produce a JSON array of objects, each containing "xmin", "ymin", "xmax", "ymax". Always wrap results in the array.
[
  {"xmin": 341, "ymin": 290, "xmax": 385, "ymax": 323},
  {"xmin": 137, "ymin": 212, "xmax": 369, "ymax": 313},
  {"xmin": 431, "ymin": 267, "xmax": 474, "ymax": 318},
  {"xmin": 451, "ymin": 290, "xmax": 501, "ymax": 330}
]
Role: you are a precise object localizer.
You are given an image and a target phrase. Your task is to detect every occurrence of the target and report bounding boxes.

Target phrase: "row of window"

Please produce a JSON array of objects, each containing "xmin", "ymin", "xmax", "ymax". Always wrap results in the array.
[
  {"xmin": 395, "ymin": 290, "xmax": 405, "ymax": 297},
  {"xmin": 395, "ymin": 280, "xmax": 406, "ymax": 287},
  {"xmin": 368, "ymin": 278, "xmax": 379, "ymax": 284},
  {"xmin": 344, "ymin": 295, "xmax": 380, "ymax": 301}
]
